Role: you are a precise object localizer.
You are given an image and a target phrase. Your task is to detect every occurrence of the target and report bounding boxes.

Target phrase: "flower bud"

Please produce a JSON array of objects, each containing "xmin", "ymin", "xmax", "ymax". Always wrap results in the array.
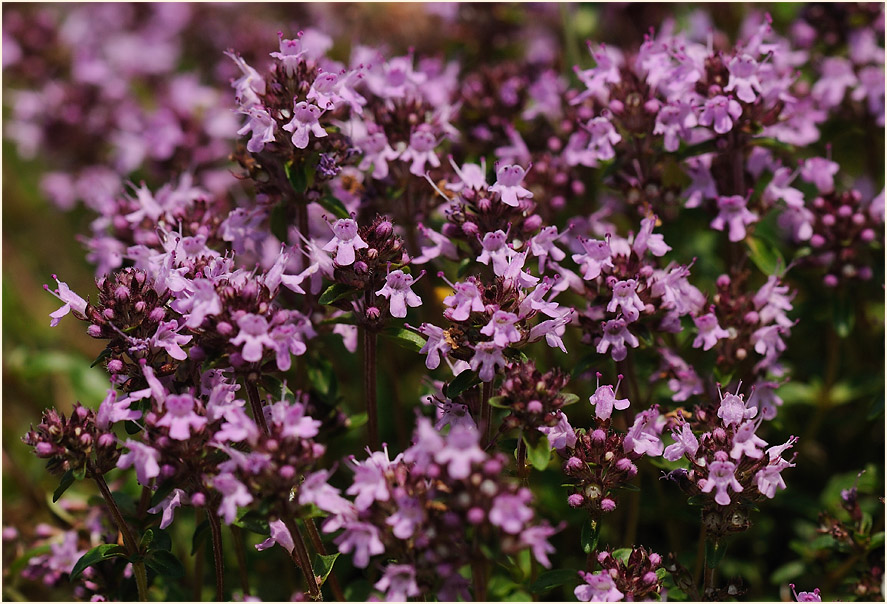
[
  {"xmin": 643, "ymin": 571, "xmax": 658, "ymax": 584},
  {"xmin": 189, "ymin": 346, "xmax": 206, "ymax": 361},
  {"xmin": 522, "ymin": 214, "xmax": 543, "ymax": 232},
  {"xmin": 527, "ymin": 400, "xmax": 544, "ymax": 414},
  {"xmin": 600, "ymin": 497, "xmax": 616, "ymax": 512},
  {"xmin": 191, "ymin": 492, "xmax": 206, "ymax": 506},
  {"xmin": 148, "ymin": 307, "xmax": 166, "ymax": 322},
  {"xmin": 713, "ymin": 427, "xmax": 727, "ymax": 443},
  {"xmin": 565, "ymin": 456, "xmax": 584, "ymax": 472},
  {"xmin": 716, "ymin": 274, "xmax": 731, "ymax": 289},
  {"xmin": 35, "ymin": 442, "xmax": 55, "ymax": 457},
  {"xmin": 590, "ymin": 429, "xmax": 607, "ymax": 446},
  {"xmin": 852, "ymin": 213, "xmax": 866, "ymax": 225},
  {"xmin": 744, "ymin": 311, "xmax": 759, "ymax": 324},
  {"xmin": 98, "ymin": 433, "xmax": 116, "ymax": 448},
  {"xmin": 374, "ymin": 220, "xmax": 393, "ymax": 239},
  {"xmin": 134, "ymin": 301, "xmax": 147, "ymax": 313},
  {"xmin": 810, "ymin": 234, "xmax": 826, "ymax": 247},
  {"xmin": 822, "ymin": 214, "xmax": 836, "ymax": 226},
  {"xmin": 609, "ymin": 99, "xmax": 624, "ymax": 114},
  {"xmin": 567, "ymin": 493, "xmax": 585, "ymax": 508},
  {"xmin": 861, "ymin": 228, "xmax": 876, "ymax": 242},
  {"xmin": 216, "ymin": 321, "xmax": 233, "ymax": 336},
  {"xmin": 461, "ymin": 221, "xmax": 479, "ymax": 237},
  {"xmin": 365, "ymin": 306, "xmax": 381, "ymax": 320},
  {"xmin": 837, "ymin": 205, "xmax": 853, "ymax": 218},
  {"xmin": 353, "ymin": 260, "xmax": 369, "ymax": 274},
  {"xmin": 279, "ymin": 465, "xmax": 295, "ymax": 479},
  {"xmin": 114, "ymin": 285, "xmax": 130, "ymax": 301},
  {"xmin": 467, "ymin": 507, "xmax": 485, "ymax": 524},
  {"xmin": 107, "ymin": 359, "xmax": 124, "ymax": 373},
  {"xmin": 483, "ymin": 458, "xmax": 503, "ymax": 475},
  {"xmin": 823, "ymin": 274, "xmax": 839, "ymax": 288},
  {"xmin": 584, "ymin": 484, "xmax": 602, "ymax": 501},
  {"xmin": 102, "ymin": 308, "xmax": 115, "ymax": 320},
  {"xmin": 366, "ymin": 248, "xmax": 379, "ymax": 260}
]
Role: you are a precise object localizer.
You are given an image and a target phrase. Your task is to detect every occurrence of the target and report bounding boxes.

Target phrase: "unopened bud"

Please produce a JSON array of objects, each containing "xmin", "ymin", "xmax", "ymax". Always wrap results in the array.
[
  {"xmin": 191, "ymin": 492, "xmax": 206, "ymax": 506},
  {"xmin": 600, "ymin": 497, "xmax": 616, "ymax": 512},
  {"xmin": 522, "ymin": 214, "xmax": 543, "ymax": 232},
  {"xmin": 527, "ymin": 400, "xmax": 544, "ymax": 414},
  {"xmin": 591, "ymin": 429, "xmax": 607, "ymax": 446},
  {"xmin": 148, "ymin": 307, "xmax": 166, "ymax": 322},
  {"xmin": 567, "ymin": 493, "xmax": 585, "ymax": 508},
  {"xmin": 365, "ymin": 306, "xmax": 381, "ymax": 320},
  {"xmin": 353, "ymin": 260, "xmax": 368, "ymax": 274},
  {"xmin": 566, "ymin": 457, "xmax": 584, "ymax": 472},
  {"xmin": 107, "ymin": 359, "xmax": 124, "ymax": 373}
]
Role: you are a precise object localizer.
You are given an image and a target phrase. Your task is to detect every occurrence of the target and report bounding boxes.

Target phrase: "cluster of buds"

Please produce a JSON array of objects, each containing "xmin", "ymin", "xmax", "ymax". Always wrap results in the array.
[
  {"xmin": 23, "ymin": 403, "xmax": 120, "ymax": 477},
  {"xmin": 493, "ymin": 360, "xmax": 571, "ymax": 435},
  {"xmin": 804, "ymin": 189, "xmax": 883, "ymax": 286},
  {"xmin": 319, "ymin": 418, "xmax": 558, "ymax": 600},
  {"xmin": 591, "ymin": 547, "xmax": 664, "ymax": 601},
  {"xmin": 661, "ymin": 386, "xmax": 799, "ymax": 540}
]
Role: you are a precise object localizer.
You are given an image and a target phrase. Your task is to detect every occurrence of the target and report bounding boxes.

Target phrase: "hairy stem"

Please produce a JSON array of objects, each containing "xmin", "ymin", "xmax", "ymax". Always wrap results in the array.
[
  {"xmin": 481, "ymin": 380, "xmax": 494, "ymax": 448},
  {"xmin": 207, "ymin": 509, "xmax": 225, "ymax": 602},
  {"xmin": 230, "ymin": 525, "xmax": 251, "ymax": 597},
  {"xmin": 363, "ymin": 327, "xmax": 380, "ymax": 451},
  {"xmin": 305, "ymin": 518, "xmax": 345, "ymax": 601},
  {"xmin": 516, "ymin": 437, "xmax": 528, "ymax": 484},
  {"xmin": 245, "ymin": 377, "xmax": 270, "ymax": 435},
  {"xmin": 90, "ymin": 469, "xmax": 147, "ymax": 602},
  {"xmin": 283, "ymin": 517, "xmax": 322, "ymax": 600}
]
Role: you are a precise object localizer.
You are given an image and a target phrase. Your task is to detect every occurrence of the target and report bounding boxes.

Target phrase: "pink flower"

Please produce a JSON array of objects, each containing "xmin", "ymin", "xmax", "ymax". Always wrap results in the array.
[
  {"xmin": 692, "ymin": 312, "xmax": 730, "ymax": 351},
  {"xmin": 147, "ymin": 489, "xmax": 186, "ymax": 530},
  {"xmin": 375, "ymin": 564, "xmax": 420, "ymax": 601},
  {"xmin": 237, "ymin": 106, "xmax": 277, "ymax": 153},
  {"xmin": 575, "ymin": 571, "xmax": 624, "ymax": 602},
  {"xmin": 489, "ymin": 164, "xmax": 533, "ymax": 207},
  {"xmin": 711, "ymin": 195, "xmax": 758, "ymax": 242},
  {"xmin": 596, "ymin": 318, "xmax": 639, "ymax": 362},
  {"xmin": 489, "ymin": 490, "xmax": 534, "ymax": 534},
  {"xmin": 607, "ymin": 279, "xmax": 645, "ymax": 323},
  {"xmin": 663, "ymin": 423, "xmax": 699, "ymax": 461},
  {"xmin": 117, "ymin": 440, "xmax": 161, "ymax": 486},
  {"xmin": 442, "ymin": 277, "xmax": 485, "ymax": 321},
  {"xmin": 282, "ymin": 101, "xmax": 327, "ymax": 149},
  {"xmin": 730, "ymin": 419, "xmax": 768, "ymax": 460},
  {"xmin": 400, "ymin": 124, "xmax": 440, "ymax": 176},
  {"xmin": 699, "ymin": 460, "xmax": 743, "ymax": 506},
  {"xmin": 469, "ymin": 341, "xmax": 507, "ymax": 383},
  {"xmin": 699, "ymin": 95, "xmax": 742, "ymax": 134},
  {"xmin": 480, "ymin": 310, "xmax": 522, "ymax": 347},
  {"xmin": 44, "ymin": 275, "xmax": 88, "ymax": 327},
  {"xmin": 256, "ymin": 519, "xmax": 294, "ymax": 554},
  {"xmin": 214, "ymin": 473, "xmax": 253, "ymax": 525},
  {"xmin": 335, "ymin": 521, "xmax": 385, "ymax": 568},
  {"xmin": 572, "ymin": 237, "xmax": 614, "ymax": 281},
  {"xmin": 725, "ymin": 54, "xmax": 762, "ymax": 103},
  {"xmin": 589, "ymin": 381, "xmax": 630, "ymax": 421},
  {"xmin": 323, "ymin": 218, "xmax": 368, "ymax": 266},
  {"xmin": 584, "ymin": 116, "xmax": 621, "ymax": 161},
  {"xmin": 376, "ymin": 270, "xmax": 423, "ymax": 318},
  {"xmin": 717, "ymin": 392, "xmax": 757, "ymax": 428},
  {"xmin": 230, "ymin": 314, "xmax": 276, "ymax": 363},
  {"xmin": 435, "ymin": 424, "xmax": 486, "ymax": 478},
  {"xmin": 156, "ymin": 394, "xmax": 206, "ymax": 440},
  {"xmin": 150, "ymin": 320, "xmax": 192, "ymax": 361},
  {"xmin": 357, "ymin": 126, "xmax": 400, "ymax": 180}
]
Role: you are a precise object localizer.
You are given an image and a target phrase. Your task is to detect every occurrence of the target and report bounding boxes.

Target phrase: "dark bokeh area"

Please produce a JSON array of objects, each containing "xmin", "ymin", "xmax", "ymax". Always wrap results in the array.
[{"xmin": 3, "ymin": 3, "xmax": 884, "ymax": 602}]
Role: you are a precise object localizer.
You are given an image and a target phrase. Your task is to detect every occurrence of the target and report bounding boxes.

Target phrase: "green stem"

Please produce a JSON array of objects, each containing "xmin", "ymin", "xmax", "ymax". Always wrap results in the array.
[
  {"xmin": 283, "ymin": 517, "xmax": 322, "ymax": 600},
  {"xmin": 362, "ymin": 327, "xmax": 380, "ymax": 450},
  {"xmin": 193, "ymin": 508, "xmax": 205, "ymax": 601},
  {"xmin": 230, "ymin": 525, "xmax": 251, "ymax": 596},
  {"xmin": 305, "ymin": 518, "xmax": 345, "ymax": 601},
  {"xmin": 207, "ymin": 509, "xmax": 225, "ymax": 601},
  {"xmin": 245, "ymin": 377, "xmax": 270, "ymax": 435},
  {"xmin": 481, "ymin": 380, "xmax": 494, "ymax": 448},
  {"xmin": 90, "ymin": 470, "xmax": 147, "ymax": 602}
]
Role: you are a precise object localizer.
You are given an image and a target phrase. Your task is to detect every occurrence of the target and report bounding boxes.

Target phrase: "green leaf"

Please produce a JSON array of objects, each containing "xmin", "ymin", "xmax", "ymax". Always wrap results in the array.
[
  {"xmin": 70, "ymin": 544, "xmax": 128, "ymax": 580},
  {"xmin": 318, "ymin": 283, "xmax": 360, "ymax": 305},
  {"xmin": 445, "ymin": 370, "xmax": 479, "ymax": 399},
  {"xmin": 504, "ymin": 590, "xmax": 532, "ymax": 601},
  {"xmin": 746, "ymin": 236, "xmax": 784, "ymax": 276},
  {"xmin": 269, "ymin": 201, "xmax": 290, "ymax": 243},
  {"xmin": 581, "ymin": 517, "xmax": 599, "ymax": 555},
  {"xmin": 531, "ymin": 569, "xmax": 580, "ymax": 593},
  {"xmin": 348, "ymin": 412, "xmax": 368, "ymax": 429},
  {"xmin": 560, "ymin": 393, "xmax": 580, "ymax": 406},
  {"xmin": 316, "ymin": 195, "xmax": 350, "ymax": 220},
  {"xmin": 90, "ymin": 347, "xmax": 112, "ymax": 368},
  {"xmin": 124, "ymin": 420, "xmax": 142, "ymax": 435},
  {"xmin": 144, "ymin": 550, "xmax": 184, "ymax": 579},
  {"xmin": 141, "ymin": 528, "xmax": 172, "ymax": 553},
  {"xmin": 704, "ymin": 540, "xmax": 728, "ymax": 570},
  {"xmin": 869, "ymin": 532, "xmax": 884, "ymax": 552},
  {"xmin": 618, "ymin": 482, "xmax": 641, "ymax": 492},
  {"xmin": 312, "ymin": 552, "xmax": 340, "ymax": 586},
  {"xmin": 524, "ymin": 434, "xmax": 551, "ymax": 471},
  {"xmin": 53, "ymin": 470, "xmax": 76, "ymax": 503},
  {"xmin": 675, "ymin": 138, "xmax": 720, "ymax": 161},
  {"xmin": 833, "ymin": 294, "xmax": 855, "ymax": 338},
  {"xmin": 456, "ymin": 257, "xmax": 473, "ymax": 278},
  {"xmin": 770, "ymin": 560, "xmax": 805, "ymax": 584},
  {"xmin": 488, "ymin": 395, "xmax": 510, "ymax": 409},
  {"xmin": 234, "ymin": 510, "xmax": 270, "ymax": 535},
  {"xmin": 285, "ymin": 160, "xmax": 309, "ymax": 194},
  {"xmin": 191, "ymin": 520, "xmax": 210, "ymax": 556},
  {"xmin": 381, "ymin": 327, "xmax": 426, "ymax": 353},
  {"xmin": 612, "ymin": 548, "xmax": 632, "ymax": 563}
]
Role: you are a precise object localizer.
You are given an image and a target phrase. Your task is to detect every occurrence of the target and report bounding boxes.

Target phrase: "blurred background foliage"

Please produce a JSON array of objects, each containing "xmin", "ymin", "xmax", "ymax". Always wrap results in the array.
[{"xmin": 2, "ymin": 2, "xmax": 883, "ymax": 601}]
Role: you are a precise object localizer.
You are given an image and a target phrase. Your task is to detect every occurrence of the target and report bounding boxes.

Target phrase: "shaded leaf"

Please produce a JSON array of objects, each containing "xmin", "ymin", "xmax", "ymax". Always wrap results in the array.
[
  {"xmin": 746, "ymin": 236, "xmax": 784, "ymax": 276},
  {"xmin": 524, "ymin": 434, "xmax": 551, "ymax": 471},
  {"xmin": 530, "ymin": 569, "xmax": 580, "ymax": 593},
  {"xmin": 285, "ymin": 160, "xmax": 309, "ymax": 194},
  {"xmin": 90, "ymin": 347, "xmax": 112, "ymax": 368},
  {"xmin": 53, "ymin": 470, "xmax": 76, "ymax": 503},
  {"xmin": 70, "ymin": 544, "xmax": 128, "ymax": 580},
  {"xmin": 141, "ymin": 529, "xmax": 172, "ymax": 553},
  {"xmin": 144, "ymin": 550, "xmax": 184, "ymax": 579},
  {"xmin": 234, "ymin": 510, "xmax": 270, "ymax": 535},
  {"xmin": 381, "ymin": 327, "xmax": 426, "ymax": 354},
  {"xmin": 312, "ymin": 552, "xmax": 340, "ymax": 587},
  {"xmin": 317, "ymin": 195, "xmax": 350, "ymax": 220},
  {"xmin": 318, "ymin": 283, "xmax": 360, "ymax": 306},
  {"xmin": 581, "ymin": 517, "xmax": 600, "ymax": 555},
  {"xmin": 191, "ymin": 520, "xmax": 210, "ymax": 556},
  {"xmin": 560, "ymin": 393, "xmax": 580, "ymax": 406},
  {"xmin": 445, "ymin": 370, "xmax": 479, "ymax": 399}
]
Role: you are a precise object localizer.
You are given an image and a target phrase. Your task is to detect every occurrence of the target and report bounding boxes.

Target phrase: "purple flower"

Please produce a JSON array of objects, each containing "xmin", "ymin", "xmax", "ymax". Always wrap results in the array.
[
  {"xmin": 416, "ymin": 323, "xmax": 450, "ymax": 370},
  {"xmin": 575, "ymin": 571, "xmax": 624, "ymax": 602},
  {"xmin": 400, "ymin": 124, "xmax": 440, "ymax": 176},
  {"xmin": 763, "ymin": 167, "xmax": 805, "ymax": 209},
  {"xmin": 654, "ymin": 101, "xmax": 698, "ymax": 151},
  {"xmin": 117, "ymin": 440, "xmax": 161, "ymax": 485},
  {"xmin": 489, "ymin": 489, "xmax": 534, "ymax": 534},
  {"xmin": 442, "ymin": 277, "xmax": 485, "ymax": 321},
  {"xmin": 717, "ymin": 391, "xmax": 757, "ymax": 428},
  {"xmin": 375, "ymin": 564, "xmax": 420, "ymax": 601},
  {"xmin": 299, "ymin": 469, "xmax": 355, "ymax": 517},
  {"xmin": 632, "ymin": 215, "xmax": 671, "ymax": 257},
  {"xmin": 529, "ymin": 309, "xmax": 573, "ymax": 353},
  {"xmin": 699, "ymin": 460, "xmax": 743, "ymax": 506},
  {"xmin": 376, "ymin": 270, "xmax": 423, "ymax": 318},
  {"xmin": 624, "ymin": 407, "xmax": 664, "ymax": 457},
  {"xmin": 692, "ymin": 312, "xmax": 730, "ymax": 351},
  {"xmin": 335, "ymin": 521, "xmax": 385, "ymax": 568},
  {"xmin": 147, "ymin": 488, "xmax": 186, "ymax": 530},
  {"xmin": 256, "ymin": 519, "xmax": 295, "ymax": 554},
  {"xmin": 730, "ymin": 419, "xmax": 768, "ymax": 460},
  {"xmin": 480, "ymin": 310, "xmax": 522, "ymax": 347},
  {"xmin": 156, "ymin": 393, "xmax": 206, "ymax": 440},
  {"xmin": 44, "ymin": 275, "xmax": 88, "ymax": 327},
  {"xmin": 323, "ymin": 218, "xmax": 368, "ymax": 266},
  {"xmin": 607, "ymin": 279, "xmax": 645, "ymax": 323},
  {"xmin": 172, "ymin": 279, "xmax": 222, "ymax": 328},
  {"xmin": 538, "ymin": 411, "xmax": 577, "ymax": 451},
  {"xmin": 711, "ymin": 195, "xmax": 758, "ymax": 242},
  {"xmin": 800, "ymin": 157, "xmax": 840, "ymax": 194},
  {"xmin": 725, "ymin": 54, "xmax": 763, "ymax": 103},
  {"xmin": 435, "ymin": 424, "xmax": 486, "ymax": 479},
  {"xmin": 790, "ymin": 584, "xmax": 822, "ymax": 602},
  {"xmin": 589, "ymin": 382, "xmax": 630, "ymax": 421},
  {"xmin": 812, "ymin": 57, "xmax": 857, "ymax": 109},
  {"xmin": 269, "ymin": 321, "xmax": 312, "ymax": 372},
  {"xmin": 357, "ymin": 126, "xmax": 400, "ymax": 180},
  {"xmin": 651, "ymin": 265, "xmax": 705, "ymax": 316},
  {"xmin": 699, "ymin": 95, "xmax": 742, "ymax": 134},
  {"xmin": 469, "ymin": 341, "xmax": 507, "ymax": 383},
  {"xmin": 266, "ymin": 400, "xmax": 321, "ymax": 440},
  {"xmin": 282, "ymin": 101, "xmax": 327, "ymax": 150},
  {"xmin": 489, "ymin": 164, "xmax": 533, "ymax": 207},
  {"xmin": 230, "ymin": 313, "xmax": 276, "ymax": 364},
  {"xmin": 572, "ymin": 237, "xmax": 614, "ymax": 281},
  {"xmin": 96, "ymin": 389, "xmax": 142, "ymax": 430},
  {"xmin": 477, "ymin": 230, "xmax": 512, "ymax": 275},
  {"xmin": 150, "ymin": 320, "xmax": 192, "ymax": 361},
  {"xmin": 584, "ymin": 116, "xmax": 621, "ymax": 161},
  {"xmin": 520, "ymin": 522, "xmax": 558, "ymax": 568},
  {"xmin": 225, "ymin": 51, "xmax": 265, "ymax": 109},
  {"xmin": 386, "ymin": 495, "xmax": 424, "ymax": 540},
  {"xmin": 348, "ymin": 448, "xmax": 397, "ymax": 510},
  {"xmin": 757, "ymin": 457, "xmax": 794, "ymax": 499},
  {"xmin": 213, "ymin": 472, "xmax": 253, "ymax": 525},
  {"xmin": 237, "ymin": 106, "xmax": 277, "ymax": 153},
  {"xmin": 596, "ymin": 318, "xmax": 639, "ymax": 362},
  {"xmin": 663, "ymin": 422, "xmax": 699, "ymax": 462}
]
